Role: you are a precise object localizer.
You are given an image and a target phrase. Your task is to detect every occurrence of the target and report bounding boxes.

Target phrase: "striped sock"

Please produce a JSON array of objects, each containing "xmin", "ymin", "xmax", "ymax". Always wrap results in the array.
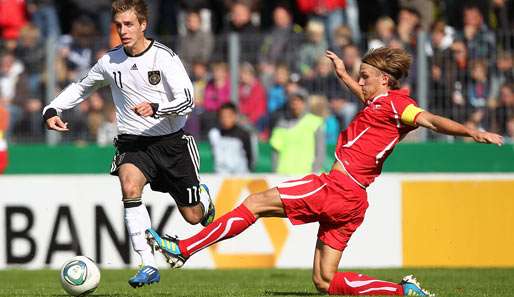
[
  {"xmin": 328, "ymin": 272, "xmax": 404, "ymax": 295},
  {"xmin": 178, "ymin": 204, "xmax": 256, "ymax": 257}
]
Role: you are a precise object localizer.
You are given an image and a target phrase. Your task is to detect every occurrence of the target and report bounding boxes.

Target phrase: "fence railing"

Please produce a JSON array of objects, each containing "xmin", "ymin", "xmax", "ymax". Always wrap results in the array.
[{"xmin": 4, "ymin": 30, "xmax": 513, "ymax": 144}]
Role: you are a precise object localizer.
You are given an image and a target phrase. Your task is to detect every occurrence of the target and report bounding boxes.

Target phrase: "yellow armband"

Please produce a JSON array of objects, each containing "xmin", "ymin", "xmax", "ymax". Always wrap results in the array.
[{"xmin": 401, "ymin": 104, "xmax": 424, "ymax": 126}]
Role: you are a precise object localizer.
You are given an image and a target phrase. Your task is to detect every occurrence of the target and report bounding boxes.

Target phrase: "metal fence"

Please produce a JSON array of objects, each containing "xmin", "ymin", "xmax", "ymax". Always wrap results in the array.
[{"xmin": 3, "ymin": 30, "xmax": 514, "ymax": 144}]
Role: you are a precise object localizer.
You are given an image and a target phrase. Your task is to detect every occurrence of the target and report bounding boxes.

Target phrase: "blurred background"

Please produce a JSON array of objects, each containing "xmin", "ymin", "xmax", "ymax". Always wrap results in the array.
[
  {"xmin": 0, "ymin": 0, "xmax": 514, "ymax": 272},
  {"xmin": 0, "ymin": 0, "xmax": 512, "ymax": 162}
]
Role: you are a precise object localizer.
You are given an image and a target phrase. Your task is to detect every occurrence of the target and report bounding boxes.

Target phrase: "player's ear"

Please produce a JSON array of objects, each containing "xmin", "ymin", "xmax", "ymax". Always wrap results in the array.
[
  {"xmin": 381, "ymin": 72, "xmax": 390, "ymax": 86},
  {"xmin": 140, "ymin": 20, "xmax": 147, "ymax": 33}
]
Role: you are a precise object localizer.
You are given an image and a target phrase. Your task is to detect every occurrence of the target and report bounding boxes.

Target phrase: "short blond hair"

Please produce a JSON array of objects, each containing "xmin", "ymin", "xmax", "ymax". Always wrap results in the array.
[{"xmin": 112, "ymin": 0, "xmax": 148, "ymax": 24}]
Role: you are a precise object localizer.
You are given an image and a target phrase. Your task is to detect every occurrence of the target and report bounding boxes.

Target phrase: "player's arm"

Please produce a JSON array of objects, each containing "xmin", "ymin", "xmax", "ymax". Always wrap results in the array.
[
  {"xmin": 415, "ymin": 111, "xmax": 504, "ymax": 146},
  {"xmin": 325, "ymin": 50, "xmax": 365, "ymax": 103},
  {"xmin": 133, "ymin": 53, "xmax": 194, "ymax": 118},
  {"xmin": 43, "ymin": 61, "xmax": 108, "ymax": 131}
]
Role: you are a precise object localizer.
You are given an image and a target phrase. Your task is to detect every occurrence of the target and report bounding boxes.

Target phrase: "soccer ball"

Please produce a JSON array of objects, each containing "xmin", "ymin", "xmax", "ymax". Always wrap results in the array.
[{"xmin": 59, "ymin": 256, "xmax": 101, "ymax": 296}]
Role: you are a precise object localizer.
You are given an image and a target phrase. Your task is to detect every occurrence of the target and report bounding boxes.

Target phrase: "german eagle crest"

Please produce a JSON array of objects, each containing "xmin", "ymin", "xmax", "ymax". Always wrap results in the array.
[{"xmin": 148, "ymin": 71, "xmax": 161, "ymax": 85}]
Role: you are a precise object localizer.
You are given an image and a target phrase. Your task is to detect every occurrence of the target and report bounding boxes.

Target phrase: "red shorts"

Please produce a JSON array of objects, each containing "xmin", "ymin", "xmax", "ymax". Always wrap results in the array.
[{"xmin": 278, "ymin": 170, "xmax": 368, "ymax": 251}]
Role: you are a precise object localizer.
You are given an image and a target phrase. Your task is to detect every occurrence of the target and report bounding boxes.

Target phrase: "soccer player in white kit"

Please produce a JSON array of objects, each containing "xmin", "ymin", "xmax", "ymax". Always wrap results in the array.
[{"xmin": 42, "ymin": 0, "xmax": 215, "ymax": 288}]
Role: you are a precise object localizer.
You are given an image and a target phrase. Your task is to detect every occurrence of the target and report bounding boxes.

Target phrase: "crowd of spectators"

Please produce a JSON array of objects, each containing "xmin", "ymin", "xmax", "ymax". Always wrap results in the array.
[{"xmin": 0, "ymin": 0, "xmax": 513, "ymax": 159}]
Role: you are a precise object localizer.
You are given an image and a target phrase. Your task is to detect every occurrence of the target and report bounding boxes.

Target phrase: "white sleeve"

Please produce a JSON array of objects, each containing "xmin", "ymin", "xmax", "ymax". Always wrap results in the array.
[
  {"xmin": 42, "ymin": 61, "xmax": 109, "ymax": 114},
  {"xmin": 154, "ymin": 53, "xmax": 194, "ymax": 117}
]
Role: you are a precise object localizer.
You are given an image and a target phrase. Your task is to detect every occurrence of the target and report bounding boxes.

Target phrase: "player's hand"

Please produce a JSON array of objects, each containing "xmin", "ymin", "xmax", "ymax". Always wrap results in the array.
[
  {"xmin": 471, "ymin": 131, "xmax": 504, "ymax": 146},
  {"xmin": 46, "ymin": 116, "xmax": 69, "ymax": 131},
  {"xmin": 132, "ymin": 102, "xmax": 155, "ymax": 117},
  {"xmin": 326, "ymin": 50, "xmax": 347, "ymax": 74}
]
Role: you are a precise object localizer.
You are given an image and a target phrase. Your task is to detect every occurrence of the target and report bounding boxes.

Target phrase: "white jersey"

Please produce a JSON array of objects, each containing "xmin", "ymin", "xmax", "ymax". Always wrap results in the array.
[{"xmin": 43, "ymin": 40, "xmax": 194, "ymax": 136}]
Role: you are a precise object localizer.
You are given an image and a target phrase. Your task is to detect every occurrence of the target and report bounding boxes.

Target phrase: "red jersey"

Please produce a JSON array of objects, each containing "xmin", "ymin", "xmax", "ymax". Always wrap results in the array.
[{"xmin": 335, "ymin": 89, "xmax": 423, "ymax": 187}]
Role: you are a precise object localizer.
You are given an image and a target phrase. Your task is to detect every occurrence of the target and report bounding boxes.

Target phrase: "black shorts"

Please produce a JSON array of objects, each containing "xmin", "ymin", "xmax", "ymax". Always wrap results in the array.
[{"xmin": 110, "ymin": 129, "xmax": 201, "ymax": 206}]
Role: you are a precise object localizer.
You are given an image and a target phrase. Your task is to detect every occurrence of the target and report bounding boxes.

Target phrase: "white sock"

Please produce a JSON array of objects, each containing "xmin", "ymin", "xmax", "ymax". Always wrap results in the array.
[
  {"xmin": 124, "ymin": 200, "xmax": 157, "ymax": 268},
  {"xmin": 199, "ymin": 185, "xmax": 211, "ymax": 217}
]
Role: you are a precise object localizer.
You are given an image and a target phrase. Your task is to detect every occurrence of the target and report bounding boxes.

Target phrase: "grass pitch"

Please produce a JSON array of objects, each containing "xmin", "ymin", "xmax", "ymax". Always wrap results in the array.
[{"xmin": 0, "ymin": 268, "xmax": 513, "ymax": 296}]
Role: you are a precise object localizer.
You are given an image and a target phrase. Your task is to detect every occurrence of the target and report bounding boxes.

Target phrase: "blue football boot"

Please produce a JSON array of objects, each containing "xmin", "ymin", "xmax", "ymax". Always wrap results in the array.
[
  {"xmin": 128, "ymin": 265, "xmax": 160, "ymax": 288},
  {"xmin": 146, "ymin": 228, "xmax": 187, "ymax": 268},
  {"xmin": 401, "ymin": 275, "xmax": 435, "ymax": 296},
  {"xmin": 200, "ymin": 184, "xmax": 215, "ymax": 227}
]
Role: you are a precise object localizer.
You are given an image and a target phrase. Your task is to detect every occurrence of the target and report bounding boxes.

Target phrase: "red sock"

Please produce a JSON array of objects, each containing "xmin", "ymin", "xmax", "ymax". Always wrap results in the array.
[
  {"xmin": 178, "ymin": 204, "xmax": 257, "ymax": 257},
  {"xmin": 328, "ymin": 272, "xmax": 404, "ymax": 296}
]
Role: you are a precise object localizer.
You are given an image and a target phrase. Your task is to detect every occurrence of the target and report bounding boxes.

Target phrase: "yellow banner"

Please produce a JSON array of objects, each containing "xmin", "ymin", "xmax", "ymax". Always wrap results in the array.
[{"xmin": 403, "ymin": 180, "xmax": 514, "ymax": 267}]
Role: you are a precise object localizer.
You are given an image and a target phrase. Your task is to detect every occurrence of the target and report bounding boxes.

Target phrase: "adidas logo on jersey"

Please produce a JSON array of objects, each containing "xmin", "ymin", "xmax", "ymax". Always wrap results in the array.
[{"xmin": 131, "ymin": 64, "xmax": 138, "ymax": 70}]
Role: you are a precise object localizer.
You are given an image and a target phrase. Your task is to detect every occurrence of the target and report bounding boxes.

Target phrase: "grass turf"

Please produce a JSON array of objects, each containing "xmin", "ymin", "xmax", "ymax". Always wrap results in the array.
[{"xmin": 0, "ymin": 268, "xmax": 513, "ymax": 296}]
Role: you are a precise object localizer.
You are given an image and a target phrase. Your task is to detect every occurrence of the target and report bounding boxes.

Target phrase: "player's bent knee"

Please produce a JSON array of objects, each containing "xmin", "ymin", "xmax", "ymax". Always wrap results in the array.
[
  {"xmin": 242, "ymin": 189, "xmax": 281, "ymax": 218},
  {"xmin": 121, "ymin": 182, "xmax": 143, "ymax": 199},
  {"xmin": 179, "ymin": 205, "xmax": 203, "ymax": 225},
  {"xmin": 183, "ymin": 213, "xmax": 202, "ymax": 225}
]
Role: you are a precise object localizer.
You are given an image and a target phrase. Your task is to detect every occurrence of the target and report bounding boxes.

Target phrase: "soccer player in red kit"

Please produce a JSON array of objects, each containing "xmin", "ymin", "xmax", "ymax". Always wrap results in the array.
[{"xmin": 146, "ymin": 47, "xmax": 504, "ymax": 296}]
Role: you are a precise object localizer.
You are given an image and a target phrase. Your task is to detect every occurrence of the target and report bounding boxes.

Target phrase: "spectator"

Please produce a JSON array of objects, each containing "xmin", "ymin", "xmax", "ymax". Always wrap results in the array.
[
  {"xmin": 202, "ymin": 62, "xmax": 231, "ymax": 135},
  {"xmin": 267, "ymin": 63, "xmax": 289, "ymax": 115},
  {"xmin": 302, "ymin": 56, "xmax": 344, "ymax": 100},
  {"xmin": 491, "ymin": 0, "xmax": 514, "ymax": 50},
  {"xmin": 177, "ymin": 10, "xmax": 214, "ymax": 73},
  {"xmin": 0, "ymin": 52, "xmax": 25, "ymax": 137},
  {"xmin": 309, "ymin": 94, "xmax": 340, "ymax": 146},
  {"xmin": 97, "ymin": 104, "xmax": 117, "ymax": 147},
  {"xmin": 270, "ymin": 89, "xmax": 325, "ymax": 174},
  {"xmin": 467, "ymin": 59, "xmax": 492, "ymax": 109},
  {"xmin": 428, "ymin": 20, "xmax": 456, "ymax": 118},
  {"xmin": 0, "ymin": 105, "xmax": 8, "ymax": 173},
  {"xmin": 491, "ymin": 51, "xmax": 514, "ymax": 102},
  {"xmin": 58, "ymin": 16, "xmax": 98, "ymax": 83},
  {"xmin": 493, "ymin": 83, "xmax": 514, "ymax": 135},
  {"xmin": 341, "ymin": 43, "xmax": 361, "ymax": 80},
  {"xmin": 185, "ymin": 60, "xmax": 210, "ymax": 139},
  {"xmin": 86, "ymin": 91, "xmax": 106, "ymax": 140},
  {"xmin": 204, "ymin": 62, "xmax": 231, "ymax": 112},
  {"xmin": 330, "ymin": 25, "xmax": 353, "ymax": 56},
  {"xmin": 399, "ymin": 0, "xmax": 434, "ymax": 31},
  {"xmin": 208, "ymin": 102, "xmax": 256, "ymax": 174},
  {"xmin": 14, "ymin": 24, "xmax": 45, "ymax": 98},
  {"xmin": 69, "ymin": 0, "xmax": 111, "ymax": 46},
  {"xmin": 26, "ymin": 0, "xmax": 61, "ymax": 38},
  {"xmin": 368, "ymin": 17, "xmax": 396, "ymax": 50},
  {"xmin": 449, "ymin": 40, "xmax": 471, "ymax": 122},
  {"xmin": 460, "ymin": 4, "xmax": 495, "ymax": 61},
  {"xmin": 396, "ymin": 6, "xmax": 421, "ymax": 51},
  {"xmin": 0, "ymin": 0, "xmax": 28, "ymax": 50},
  {"xmin": 296, "ymin": 20, "xmax": 327, "ymax": 79},
  {"xmin": 222, "ymin": 1, "xmax": 260, "ymax": 64},
  {"xmin": 238, "ymin": 62, "xmax": 267, "ymax": 135},
  {"xmin": 259, "ymin": 5, "xmax": 302, "ymax": 86},
  {"xmin": 296, "ymin": 0, "xmax": 347, "ymax": 49}
]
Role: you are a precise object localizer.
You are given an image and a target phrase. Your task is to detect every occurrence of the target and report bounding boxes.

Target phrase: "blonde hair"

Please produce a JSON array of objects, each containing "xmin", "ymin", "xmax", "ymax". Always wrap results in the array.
[
  {"xmin": 112, "ymin": 0, "xmax": 148, "ymax": 24},
  {"xmin": 362, "ymin": 47, "xmax": 412, "ymax": 89}
]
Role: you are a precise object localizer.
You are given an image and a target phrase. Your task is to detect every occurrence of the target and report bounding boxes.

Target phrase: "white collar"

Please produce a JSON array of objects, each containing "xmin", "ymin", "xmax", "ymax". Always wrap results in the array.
[{"xmin": 368, "ymin": 92, "xmax": 388, "ymax": 104}]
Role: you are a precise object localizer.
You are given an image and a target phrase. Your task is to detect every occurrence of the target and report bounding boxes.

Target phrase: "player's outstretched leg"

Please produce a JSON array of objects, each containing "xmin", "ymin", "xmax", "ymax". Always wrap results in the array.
[
  {"xmin": 128, "ymin": 265, "xmax": 160, "ymax": 288},
  {"xmin": 147, "ymin": 203, "xmax": 257, "ymax": 268},
  {"xmin": 199, "ymin": 184, "xmax": 215, "ymax": 227}
]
